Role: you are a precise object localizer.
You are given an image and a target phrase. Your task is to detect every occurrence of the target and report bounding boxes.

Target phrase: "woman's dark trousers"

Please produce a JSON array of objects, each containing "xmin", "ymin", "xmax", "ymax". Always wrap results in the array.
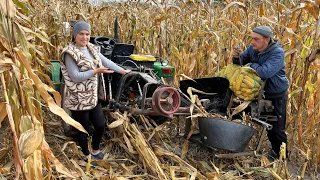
[{"xmin": 70, "ymin": 103, "xmax": 105, "ymax": 156}]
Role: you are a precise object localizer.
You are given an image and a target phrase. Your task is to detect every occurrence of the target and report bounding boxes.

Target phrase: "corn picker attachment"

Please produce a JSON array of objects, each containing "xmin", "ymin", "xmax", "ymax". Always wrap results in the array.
[{"xmin": 179, "ymin": 77, "xmax": 275, "ymax": 158}]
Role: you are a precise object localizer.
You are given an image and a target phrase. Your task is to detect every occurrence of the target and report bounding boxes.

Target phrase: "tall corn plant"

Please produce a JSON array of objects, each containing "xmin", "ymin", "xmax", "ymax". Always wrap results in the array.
[
  {"xmin": 0, "ymin": 0, "xmax": 87, "ymax": 178},
  {"xmin": 2, "ymin": 0, "xmax": 319, "ymax": 177}
]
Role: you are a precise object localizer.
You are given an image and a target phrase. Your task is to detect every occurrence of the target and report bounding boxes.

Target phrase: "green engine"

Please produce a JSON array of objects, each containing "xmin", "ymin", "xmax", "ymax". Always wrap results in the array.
[{"xmin": 153, "ymin": 61, "xmax": 175, "ymax": 82}]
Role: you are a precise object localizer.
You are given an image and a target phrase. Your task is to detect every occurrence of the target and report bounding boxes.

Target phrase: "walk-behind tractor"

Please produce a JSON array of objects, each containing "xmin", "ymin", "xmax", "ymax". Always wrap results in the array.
[
  {"xmin": 88, "ymin": 35, "xmax": 181, "ymax": 118},
  {"xmin": 50, "ymin": 18, "xmax": 184, "ymax": 136},
  {"xmin": 49, "ymin": 19, "xmax": 277, "ymax": 158}
]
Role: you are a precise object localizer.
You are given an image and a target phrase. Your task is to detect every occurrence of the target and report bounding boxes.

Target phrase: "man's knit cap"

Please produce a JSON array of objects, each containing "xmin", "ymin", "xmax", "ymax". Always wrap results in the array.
[
  {"xmin": 72, "ymin": 21, "xmax": 91, "ymax": 39},
  {"xmin": 253, "ymin": 26, "xmax": 273, "ymax": 38}
]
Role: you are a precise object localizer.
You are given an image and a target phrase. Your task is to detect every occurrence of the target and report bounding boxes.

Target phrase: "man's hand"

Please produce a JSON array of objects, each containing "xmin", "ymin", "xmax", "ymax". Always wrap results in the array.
[
  {"xmin": 233, "ymin": 46, "xmax": 242, "ymax": 58},
  {"xmin": 94, "ymin": 67, "xmax": 114, "ymax": 74}
]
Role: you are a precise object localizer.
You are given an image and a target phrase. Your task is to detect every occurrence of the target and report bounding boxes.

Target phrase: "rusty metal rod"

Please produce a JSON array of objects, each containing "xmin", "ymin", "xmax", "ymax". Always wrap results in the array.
[{"xmin": 110, "ymin": 100, "xmax": 167, "ymax": 116}]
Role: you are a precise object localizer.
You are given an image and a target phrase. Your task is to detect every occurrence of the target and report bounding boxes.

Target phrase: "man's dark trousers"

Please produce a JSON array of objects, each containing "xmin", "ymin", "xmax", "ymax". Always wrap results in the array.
[{"xmin": 266, "ymin": 90, "xmax": 288, "ymax": 158}]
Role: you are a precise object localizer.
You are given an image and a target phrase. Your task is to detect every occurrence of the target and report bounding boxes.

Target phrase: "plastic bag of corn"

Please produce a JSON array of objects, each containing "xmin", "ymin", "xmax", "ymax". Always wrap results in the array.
[{"xmin": 216, "ymin": 64, "xmax": 262, "ymax": 101}]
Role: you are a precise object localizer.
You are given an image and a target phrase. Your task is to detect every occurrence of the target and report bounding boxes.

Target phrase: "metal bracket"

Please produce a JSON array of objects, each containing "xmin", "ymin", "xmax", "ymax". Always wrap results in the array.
[
  {"xmin": 108, "ymin": 74, "xmax": 113, "ymax": 100},
  {"xmin": 252, "ymin": 118, "xmax": 273, "ymax": 130}
]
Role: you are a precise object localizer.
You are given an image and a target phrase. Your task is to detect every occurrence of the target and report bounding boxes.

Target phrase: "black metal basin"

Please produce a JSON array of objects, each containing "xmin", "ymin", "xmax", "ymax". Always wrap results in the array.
[
  {"xmin": 179, "ymin": 77, "xmax": 229, "ymax": 96},
  {"xmin": 198, "ymin": 117, "xmax": 256, "ymax": 152},
  {"xmin": 179, "ymin": 77, "xmax": 232, "ymax": 112}
]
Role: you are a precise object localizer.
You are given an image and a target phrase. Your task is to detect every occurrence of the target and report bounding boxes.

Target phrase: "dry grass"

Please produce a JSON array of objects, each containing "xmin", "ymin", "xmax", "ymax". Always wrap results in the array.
[
  {"xmin": 38, "ymin": 107, "xmax": 279, "ymax": 179},
  {"xmin": 0, "ymin": 0, "xmax": 320, "ymax": 179}
]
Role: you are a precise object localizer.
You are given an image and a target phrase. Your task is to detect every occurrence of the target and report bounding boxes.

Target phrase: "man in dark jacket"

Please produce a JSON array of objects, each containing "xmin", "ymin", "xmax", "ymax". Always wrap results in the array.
[{"xmin": 232, "ymin": 26, "xmax": 289, "ymax": 160}]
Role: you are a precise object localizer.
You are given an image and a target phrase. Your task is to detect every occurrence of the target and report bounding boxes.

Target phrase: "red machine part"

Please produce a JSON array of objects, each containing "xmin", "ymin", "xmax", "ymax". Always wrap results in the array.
[{"xmin": 152, "ymin": 86, "xmax": 181, "ymax": 116}]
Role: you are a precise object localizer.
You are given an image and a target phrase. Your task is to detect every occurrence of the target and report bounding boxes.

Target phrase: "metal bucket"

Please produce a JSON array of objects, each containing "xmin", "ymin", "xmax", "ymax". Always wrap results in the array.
[{"xmin": 198, "ymin": 117, "xmax": 256, "ymax": 152}]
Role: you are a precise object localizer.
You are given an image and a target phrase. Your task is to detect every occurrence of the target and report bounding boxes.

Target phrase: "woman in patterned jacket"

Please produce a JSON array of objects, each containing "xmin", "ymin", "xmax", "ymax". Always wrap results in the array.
[{"xmin": 60, "ymin": 21, "xmax": 131, "ymax": 159}]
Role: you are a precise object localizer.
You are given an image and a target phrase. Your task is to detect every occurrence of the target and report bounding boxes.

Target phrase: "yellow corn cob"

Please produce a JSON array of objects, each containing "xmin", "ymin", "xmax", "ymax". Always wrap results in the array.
[
  {"xmin": 217, "ymin": 68, "xmax": 225, "ymax": 77},
  {"xmin": 244, "ymin": 96, "xmax": 255, "ymax": 101},
  {"xmin": 235, "ymin": 74, "xmax": 244, "ymax": 91},
  {"xmin": 226, "ymin": 64, "xmax": 239, "ymax": 79},
  {"xmin": 241, "ymin": 87, "xmax": 257, "ymax": 94},
  {"xmin": 242, "ymin": 78, "xmax": 255, "ymax": 88},
  {"xmin": 229, "ymin": 69, "xmax": 240, "ymax": 85}
]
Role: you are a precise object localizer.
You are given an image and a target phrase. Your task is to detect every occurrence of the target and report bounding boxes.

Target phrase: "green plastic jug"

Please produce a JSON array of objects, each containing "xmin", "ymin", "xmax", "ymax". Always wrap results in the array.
[{"xmin": 49, "ymin": 60, "xmax": 61, "ymax": 91}]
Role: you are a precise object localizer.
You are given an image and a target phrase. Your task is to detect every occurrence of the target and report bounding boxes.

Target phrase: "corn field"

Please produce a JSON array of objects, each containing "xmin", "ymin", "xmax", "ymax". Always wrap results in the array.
[{"xmin": 0, "ymin": 0, "xmax": 319, "ymax": 179}]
